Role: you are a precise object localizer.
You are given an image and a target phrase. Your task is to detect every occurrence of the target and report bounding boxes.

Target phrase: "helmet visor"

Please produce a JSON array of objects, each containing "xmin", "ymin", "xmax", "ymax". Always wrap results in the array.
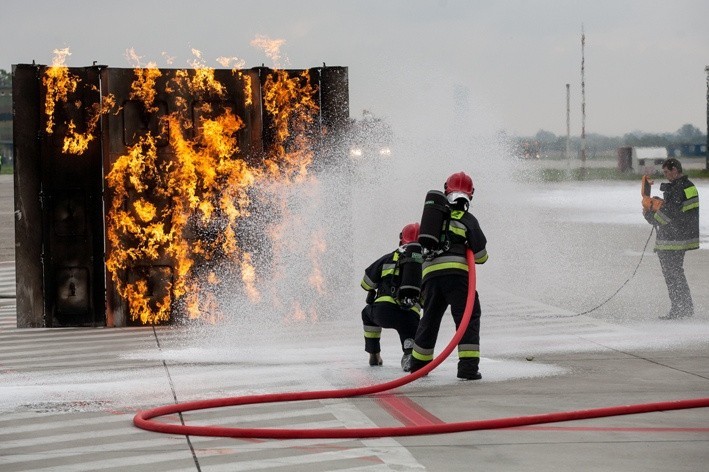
[{"xmin": 446, "ymin": 191, "xmax": 470, "ymax": 204}]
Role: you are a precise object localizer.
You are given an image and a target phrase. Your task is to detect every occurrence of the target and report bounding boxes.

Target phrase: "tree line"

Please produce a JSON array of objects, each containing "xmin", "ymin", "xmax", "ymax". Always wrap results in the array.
[{"xmin": 516, "ymin": 124, "xmax": 706, "ymax": 157}]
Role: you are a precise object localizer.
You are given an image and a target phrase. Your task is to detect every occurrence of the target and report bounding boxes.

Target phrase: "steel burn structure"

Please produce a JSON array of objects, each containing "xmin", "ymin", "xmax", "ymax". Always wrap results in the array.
[{"xmin": 13, "ymin": 62, "xmax": 349, "ymax": 328}]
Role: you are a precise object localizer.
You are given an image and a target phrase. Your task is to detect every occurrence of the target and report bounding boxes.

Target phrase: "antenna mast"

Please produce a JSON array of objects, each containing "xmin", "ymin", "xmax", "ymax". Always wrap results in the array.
[
  {"xmin": 566, "ymin": 83, "xmax": 571, "ymax": 161},
  {"xmin": 580, "ymin": 25, "xmax": 587, "ymax": 169}
]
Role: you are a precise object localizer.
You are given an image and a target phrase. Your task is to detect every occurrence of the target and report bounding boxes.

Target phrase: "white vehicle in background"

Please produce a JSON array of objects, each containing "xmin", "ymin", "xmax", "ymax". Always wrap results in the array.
[{"xmin": 347, "ymin": 110, "xmax": 393, "ymax": 160}]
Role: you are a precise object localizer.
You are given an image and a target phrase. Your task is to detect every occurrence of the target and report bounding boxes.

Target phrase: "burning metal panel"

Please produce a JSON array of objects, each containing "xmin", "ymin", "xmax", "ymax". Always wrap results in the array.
[
  {"xmin": 101, "ymin": 67, "xmax": 267, "ymax": 326},
  {"xmin": 14, "ymin": 61, "xmax": 349, "ymax": 327}
]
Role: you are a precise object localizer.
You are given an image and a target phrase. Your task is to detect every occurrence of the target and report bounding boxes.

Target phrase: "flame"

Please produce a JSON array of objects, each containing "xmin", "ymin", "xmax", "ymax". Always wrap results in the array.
[
  {"xmin": 291, "ymin": 302, "xmax": 307, "ymax": 322},
  {"xmin": 250, "ymin": 35, "xmax": 287, "ymax": 67},
  {"xmin": 262, "ymin": 69, "xmax": 319, "ymax": 180},
  {"xmin": 62, "ymin": 93, "xmax": 117, "ymax": 155},
  {"xmin": 216, "ymin": 56, "xmax": 246, "ymax": 69},
  {"xmin": 188, "ymin": 49, "xmax": 225, "ymax": 97},
  {"xmin": 44, "ymin": 49, "xmax": 327, "ymax": 325},
  {"xmin": 161, "ymin": 51, "xmax": 176, "ymax": 66},
  {"xmin": 308, "ymin": 229, "xmax": 327, "ymax": 295},
  {"xmin": 217, "ymin": 56, "xmax": 253, "ymax": 106},
  {"xmin": 105, "ymin": 62, "xmax": 260, "ymax": 323},
  {"xmin": 130, "ymin": 62, "xmax": 162, "ymax": 113},
  {"xmin": 240, "ymin": 252, "xmax": 260, "ymax": 302},
  {"xmin": 43, "ymin": 48, "xmax": 78, "ymax": 133}
]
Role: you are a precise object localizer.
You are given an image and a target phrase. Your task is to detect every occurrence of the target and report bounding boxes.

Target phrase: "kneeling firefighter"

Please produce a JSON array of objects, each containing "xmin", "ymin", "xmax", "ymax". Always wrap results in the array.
[
  {"xmin": 410, "ymin": 171, "xmax": 489, "ymax": 380},
  {"xmin": 360, "ymin": 223, "xmax": 423, "ymax": 372}
]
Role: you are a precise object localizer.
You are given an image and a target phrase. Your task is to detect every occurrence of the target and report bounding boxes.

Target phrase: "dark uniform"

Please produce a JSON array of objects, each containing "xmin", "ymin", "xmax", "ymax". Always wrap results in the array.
[
  {"xmin": 644, "ymin": 174, "xmax": 699, "ymax": 318},
  {"xmin": 360, "ymin": 249, "xmax": 421, "ymax": 366},
  {"xmin": 410, "ymin": 207, "xmax": 488, "ymax": 379}
]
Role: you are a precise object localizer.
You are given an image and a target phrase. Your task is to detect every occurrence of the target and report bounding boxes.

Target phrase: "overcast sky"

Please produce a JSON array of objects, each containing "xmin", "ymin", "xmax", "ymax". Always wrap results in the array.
[{"xmin": 2, "ymin": 0, "xmax": 708, "ymax": 138}]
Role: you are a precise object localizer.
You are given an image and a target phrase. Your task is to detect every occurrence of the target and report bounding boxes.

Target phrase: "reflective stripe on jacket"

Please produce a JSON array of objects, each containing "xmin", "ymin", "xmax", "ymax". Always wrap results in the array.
[
  {"xmin": 361, "ymin": 250, "xmax": 421, "ymax": 314},
  {"xmin": 646, "ymin": 175, "xmax": 700, "ymax": 251},
  {"xmin": 422, "ymin": 209, "xmax": 488, "ymax": 282}
]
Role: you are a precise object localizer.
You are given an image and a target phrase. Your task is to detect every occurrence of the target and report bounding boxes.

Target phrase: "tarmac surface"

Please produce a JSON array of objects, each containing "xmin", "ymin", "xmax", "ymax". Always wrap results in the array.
[{"xmin": 0, "ymin": 172, "xmax": 708, "ymax": 471}]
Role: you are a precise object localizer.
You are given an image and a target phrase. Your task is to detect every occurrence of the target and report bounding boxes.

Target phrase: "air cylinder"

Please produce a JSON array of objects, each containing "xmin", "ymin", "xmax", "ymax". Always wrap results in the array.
[
  {"xmin": 396, "ymin": 243, "xmax": 422, "ymax": 304},
  {"xmin": 418, "ymin": 190, "xmax": 450, "ymax": 252}
]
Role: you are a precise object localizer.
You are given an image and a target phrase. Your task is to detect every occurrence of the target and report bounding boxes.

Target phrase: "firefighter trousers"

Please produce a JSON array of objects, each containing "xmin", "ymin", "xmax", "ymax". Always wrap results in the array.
[
  {"xmin": 412, "ymin": 274, "xmax": 481, "ymax": 368},
  {"xmin": 657, "ymin": 250, "xmax": 694, "ymax": 316},
  {"xmin": 361, "ymin": 302, "xmax": 420, "ymax": 354}
]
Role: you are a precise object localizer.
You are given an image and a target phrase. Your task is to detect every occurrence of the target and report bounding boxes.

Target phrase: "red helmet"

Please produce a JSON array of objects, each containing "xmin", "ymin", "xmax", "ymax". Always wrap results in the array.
[
  {"xmin": 444, "ymin": 171, "xmax": 474, "ymax": 202},
  {"xmin": 399, "ymin": 222, "xmax": 420, "ymax": 245}
]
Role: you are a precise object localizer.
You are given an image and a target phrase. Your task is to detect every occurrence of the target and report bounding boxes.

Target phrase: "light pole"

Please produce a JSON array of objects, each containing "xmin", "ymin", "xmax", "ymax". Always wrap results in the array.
[
  {"xmin": 580, "ymin": 26, "xmax": 587, "ymax": 175},
  {"xmin": 566, "ymin": 83, "xmax": 571, "ymax": 162},
  {"xmin": 705, "ymin": 66, "xmax": 708, "ymax": 170}
]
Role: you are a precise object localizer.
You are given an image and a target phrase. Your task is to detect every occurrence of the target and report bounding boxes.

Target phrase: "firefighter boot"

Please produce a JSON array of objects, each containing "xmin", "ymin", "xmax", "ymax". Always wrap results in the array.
[
  {"xmin": 369, "ymin": 352, "xmax": 383, "ymax": 366},
  {"xmin": 457, "ymin": 358, "xmax": 482, "ymax": 380},
  {"xmin": 401, "ymin": 338, "xmax": 414, "ymax": 372},
  {"xmin": 409, "ymin": 357, "xmax": 429, "ymax": 375},
  {"xmin": 659, "ymin": 310, "xmax": 694, "ymax": 320}
]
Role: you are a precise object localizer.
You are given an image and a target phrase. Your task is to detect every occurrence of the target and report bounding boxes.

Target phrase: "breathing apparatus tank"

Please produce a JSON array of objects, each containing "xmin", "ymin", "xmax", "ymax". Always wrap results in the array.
[
  {"xmin": 395, "ymin": 242, "xmax": 423, "ymax": 308},
  {"xmin": 418, "ymin": 190, "xmax": 451, "ymax": 255}
]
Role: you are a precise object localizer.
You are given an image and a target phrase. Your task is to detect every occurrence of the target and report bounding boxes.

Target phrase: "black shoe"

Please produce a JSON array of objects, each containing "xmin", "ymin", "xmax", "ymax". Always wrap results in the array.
[
  {"xmin": 401, "ymin": 338, "xmax": 414, "ymax": 372},
  {"xmin": 457, "ymin": 359, "xmax": 481, "ymax": 380},
  {"xmin": 409, "ymin": 357, "xmax": 429, "ymax": 374},
  {"xmin": 457, "ymin": 371, "xmax": 482, "ymax": 381},
  {"xmin": 659, "ymin": 311, "xmax": 694, "ymax": 320},
  {"xmin": 369, "ymin": 352, "xmax": 383, "ymax": 366},
  {"xmin": 401, "ymin": 353, "xmax": 412, "ymax": 372}
]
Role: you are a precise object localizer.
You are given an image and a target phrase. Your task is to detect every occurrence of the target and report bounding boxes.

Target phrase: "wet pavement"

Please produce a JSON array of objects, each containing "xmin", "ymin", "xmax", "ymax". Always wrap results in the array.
[{"xmin": 1, "ymin": 173, "xmax": 708, "ymax": 471}]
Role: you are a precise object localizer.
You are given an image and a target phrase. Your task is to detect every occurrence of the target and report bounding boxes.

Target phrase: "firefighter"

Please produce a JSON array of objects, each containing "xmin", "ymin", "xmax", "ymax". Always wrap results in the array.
[
  {"xmin": 643, "ymin": 158, "xmax": 699, "ymax": 319},
  {"xmin": 410, "ymin": 171, "xmax": 488, "ymax": 380},
  {"xmin": 360, "ymin": 223, "xmax": 422, "ymax": 372}
]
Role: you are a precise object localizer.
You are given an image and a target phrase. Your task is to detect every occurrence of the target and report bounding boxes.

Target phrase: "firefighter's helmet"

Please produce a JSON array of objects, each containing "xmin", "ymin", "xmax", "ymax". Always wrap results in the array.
[
  {"xmin": 444, "ymin": 171, "xmax": 474, "ymax": 203},
  {"xmin": 399, "ymin": 223, "xmax": 420, "ymax": 245}
]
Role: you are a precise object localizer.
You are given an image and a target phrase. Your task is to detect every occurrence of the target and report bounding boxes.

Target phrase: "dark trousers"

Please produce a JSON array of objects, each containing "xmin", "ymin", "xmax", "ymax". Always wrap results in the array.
[
  {"xmin": 657, "ymin": 250, "xmax": 694, "ymax": 316},
  {"xmin": 361, "ymin": 303, "xmax": 420, "ymax": 353},
  {"xmin": 414, "ymin": 274, "xmax": 481, "ymax": 366}
]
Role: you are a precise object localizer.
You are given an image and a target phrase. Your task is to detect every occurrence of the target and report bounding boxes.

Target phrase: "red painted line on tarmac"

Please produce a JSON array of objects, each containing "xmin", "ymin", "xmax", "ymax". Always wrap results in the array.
[
  {"xmin": 375, "ymin": 393, "xmax": 444, "ymax": 427},
  {"xmin": 510, "ymin": 425, "xmax": 709, "ymax": 433}
]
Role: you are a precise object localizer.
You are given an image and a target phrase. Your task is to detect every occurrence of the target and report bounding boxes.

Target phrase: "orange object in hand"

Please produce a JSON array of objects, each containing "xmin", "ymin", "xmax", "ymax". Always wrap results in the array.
[{"xmin": 641, "ymin": 175, "xmax": 664, "ymax": 211}]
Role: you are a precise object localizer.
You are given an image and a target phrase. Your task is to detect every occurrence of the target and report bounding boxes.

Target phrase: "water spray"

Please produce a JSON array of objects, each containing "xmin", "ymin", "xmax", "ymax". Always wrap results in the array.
[{"xmin": 133, "ymin": 250, "xmax": 709, "ymax": 439}]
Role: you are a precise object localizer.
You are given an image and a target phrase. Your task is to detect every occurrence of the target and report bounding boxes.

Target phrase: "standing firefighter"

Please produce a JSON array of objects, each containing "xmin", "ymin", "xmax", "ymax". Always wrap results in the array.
[
  {"xmin": 360, "ymin": 223, "xmax": 423, "ymax": 372},
  {"xmin": 643, "ymin": 158, "xmax": 699, "ymax": 319},
  {"xmin": 410, "ymin": 171, "xmax": 488, "ymax": 380}
]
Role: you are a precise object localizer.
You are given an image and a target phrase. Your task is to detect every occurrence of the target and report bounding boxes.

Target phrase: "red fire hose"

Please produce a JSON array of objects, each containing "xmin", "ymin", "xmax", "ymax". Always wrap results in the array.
[{"xmin": 134, "ymin": 250, "xmax": 709, "ymax": 439}]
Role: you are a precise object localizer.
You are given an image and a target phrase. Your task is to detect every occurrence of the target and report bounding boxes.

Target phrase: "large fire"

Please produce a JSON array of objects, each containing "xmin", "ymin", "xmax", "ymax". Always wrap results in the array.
[{"xmin": 42, "ymin": 47, "xmax": 330, "ymax": 325}]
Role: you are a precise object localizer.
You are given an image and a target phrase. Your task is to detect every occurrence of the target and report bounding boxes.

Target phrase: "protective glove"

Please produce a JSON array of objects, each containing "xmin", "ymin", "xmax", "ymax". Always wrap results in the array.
[
  {"xmin": 366, "ymin": 290, "xmax": 376, "ymax": 305},
  {"xmin": 398, "ymin": 297, "xmax": 416, "ymax": 309},
  {"xmin": 642, "ymin": 195, "xmax": 664, "ymax": 212}
]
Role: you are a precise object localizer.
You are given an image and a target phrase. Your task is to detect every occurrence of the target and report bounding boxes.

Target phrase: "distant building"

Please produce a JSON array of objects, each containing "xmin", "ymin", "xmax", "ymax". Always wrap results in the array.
[
  {"xmin": 633, "ymin": 147, "xmax": 667, "ymax": 174},
  {"xmin": 0, "ymin": 86, "xmax": 11, "ymax": 164},
  {"xmin": 616, "ymin": 146, "xmax": 668, "ymax": 174},
  {"xmin": 0, "ymin": 86, "xmax": 11, "ymax": 119},
  {"xmin": 667, "ymin": 143, "xmax": 707, "ymax": 158}
]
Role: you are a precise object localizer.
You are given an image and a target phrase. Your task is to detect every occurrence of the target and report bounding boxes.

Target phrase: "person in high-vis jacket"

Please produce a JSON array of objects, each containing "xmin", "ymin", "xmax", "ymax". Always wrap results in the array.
[
  {"xmin": 644, "ymin": 158, "xmax": 699, "ymax": 319},
  {"xmin": 410, "ymin": 171, "xmax": 488, "ymax": 380},
  {"xmin": 360, "ymin": 223, "xmax": 422, "ymax": 371}
]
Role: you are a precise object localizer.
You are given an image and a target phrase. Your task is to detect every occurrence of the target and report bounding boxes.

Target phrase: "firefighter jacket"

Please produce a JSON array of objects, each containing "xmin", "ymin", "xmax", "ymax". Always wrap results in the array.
[
  {"xmin": 422, "ymin": 209, "xmax": 488, "ymax": 283},
  {"xmin": 361, "ymin": 250, "xmax": 421, "ymax": 315},
  {"xmin": 644, "ymin": 175, "xmax": 699, "ymax": 251}
]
